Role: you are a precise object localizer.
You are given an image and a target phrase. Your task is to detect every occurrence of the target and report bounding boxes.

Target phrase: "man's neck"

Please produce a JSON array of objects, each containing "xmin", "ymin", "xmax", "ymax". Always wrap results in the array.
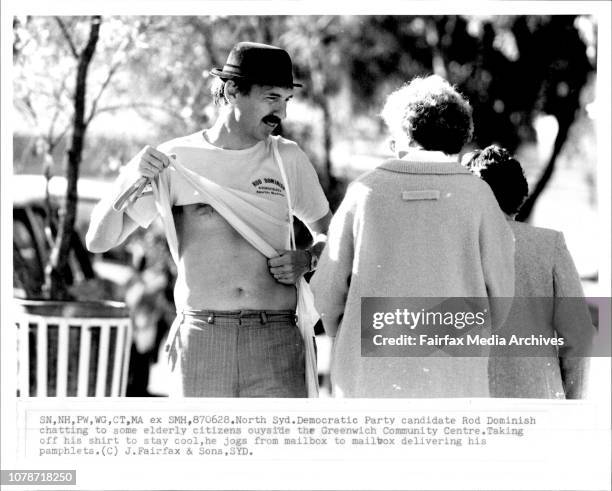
[{"xmin": 205, "ymin": 110, "xmax": 262, "ymax": 150}]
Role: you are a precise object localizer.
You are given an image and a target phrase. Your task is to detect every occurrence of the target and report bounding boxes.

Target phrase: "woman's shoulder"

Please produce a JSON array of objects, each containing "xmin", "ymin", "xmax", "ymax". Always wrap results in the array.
[{"xmin": 510, "ymin": 221, "xmax": 563, "ymax": 252}]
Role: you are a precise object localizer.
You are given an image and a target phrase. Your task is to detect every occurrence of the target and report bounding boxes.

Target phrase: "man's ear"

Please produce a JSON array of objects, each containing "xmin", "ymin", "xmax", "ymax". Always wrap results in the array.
[
  {"xmin": 224, "ymin": 80, "xmax": 238, "ymax": 104},
  {"xmin": 389, "ymin": 139, "xmax": 396, "ymax": 154}
]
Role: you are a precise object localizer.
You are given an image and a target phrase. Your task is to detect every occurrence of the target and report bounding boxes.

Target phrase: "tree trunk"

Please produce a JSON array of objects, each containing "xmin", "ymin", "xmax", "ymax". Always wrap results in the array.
[
  {"xmin": 312, "ymin": 93, "xmax": 333, "ymax": 192},
  {"xmin": 44, "ymin": 16, "xmax": 101, "ymax": 300},
  {"xmin": 516, "ymin": 112, "xmax": 573, "ymax": 222},
  {"xmin": 197, "ymin": 21, "xmax": 221, "ymax": 69},
  {"xmin": 257, "ymin": 16, "xmax": 275, "ymax": 45},
  {"xmin": 427, "ymin": 18, "xmax": 448, "ymax": 79}
]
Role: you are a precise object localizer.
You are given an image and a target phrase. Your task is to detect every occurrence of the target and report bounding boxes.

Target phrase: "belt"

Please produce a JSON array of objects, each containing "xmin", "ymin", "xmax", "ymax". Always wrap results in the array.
[{"xmin": 181, "ymin": 309, "xmax": 297, "ymax": 325}]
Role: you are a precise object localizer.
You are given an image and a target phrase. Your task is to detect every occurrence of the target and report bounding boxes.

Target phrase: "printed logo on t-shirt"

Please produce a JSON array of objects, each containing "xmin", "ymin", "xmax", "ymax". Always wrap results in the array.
[{"xmin": 251, "ymin": 177, "xmax": 286, "ymax": 197}]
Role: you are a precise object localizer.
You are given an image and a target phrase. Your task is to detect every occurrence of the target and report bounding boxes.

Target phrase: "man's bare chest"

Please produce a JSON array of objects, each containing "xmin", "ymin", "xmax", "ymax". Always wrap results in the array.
[{"xmin": 172, "ymin": 203, "xmax": 243, "ymax": 242}]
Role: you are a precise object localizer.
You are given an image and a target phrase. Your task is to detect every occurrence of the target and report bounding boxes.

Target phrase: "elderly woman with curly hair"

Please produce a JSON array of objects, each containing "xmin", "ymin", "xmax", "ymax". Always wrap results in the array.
[
  {"xmin": 467, "ymin": 145, "xmax": 594, "ymax": 398},
  {"xmin": 311, "ymin": 76, "xmax": 516, "ymax": 398}
]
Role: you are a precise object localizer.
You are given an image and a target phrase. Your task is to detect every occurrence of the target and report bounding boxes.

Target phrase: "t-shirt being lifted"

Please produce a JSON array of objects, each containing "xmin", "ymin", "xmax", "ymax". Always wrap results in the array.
[{"xmin": 126, "ymin": 131, "xmax": 330, "ymax": 252}]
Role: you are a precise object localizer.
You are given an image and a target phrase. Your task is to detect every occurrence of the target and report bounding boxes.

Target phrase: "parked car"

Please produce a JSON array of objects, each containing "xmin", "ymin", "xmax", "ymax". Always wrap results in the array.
[{"xmin": 13, "ymin": 174, "xmax": 133, "ymax": 300}]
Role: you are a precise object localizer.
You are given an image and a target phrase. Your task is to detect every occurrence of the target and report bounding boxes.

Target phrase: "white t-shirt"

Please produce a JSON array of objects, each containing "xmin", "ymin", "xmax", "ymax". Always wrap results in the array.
[{"xmin": 126, "ymin": 132, "xmax": 329, "ymax": 250}]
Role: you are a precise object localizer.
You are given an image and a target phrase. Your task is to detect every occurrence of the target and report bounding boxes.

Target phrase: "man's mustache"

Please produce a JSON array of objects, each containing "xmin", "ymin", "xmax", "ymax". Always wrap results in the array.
[{"xmin": 262, "ymin": 115, "xmax": 281, "ymax": 126}]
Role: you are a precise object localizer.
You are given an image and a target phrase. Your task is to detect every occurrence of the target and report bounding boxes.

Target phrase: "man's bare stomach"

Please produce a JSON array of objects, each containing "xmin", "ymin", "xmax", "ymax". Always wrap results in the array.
[{"xmin": 172, "ymin": 203, "xmax": 296, "ymax": 310}]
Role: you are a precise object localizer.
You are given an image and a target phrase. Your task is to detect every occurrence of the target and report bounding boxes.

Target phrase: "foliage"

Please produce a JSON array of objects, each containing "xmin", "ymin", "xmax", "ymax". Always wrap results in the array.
[{"xmin": 324, "ymin": 15, "xmax": 595, "ymax": 219}]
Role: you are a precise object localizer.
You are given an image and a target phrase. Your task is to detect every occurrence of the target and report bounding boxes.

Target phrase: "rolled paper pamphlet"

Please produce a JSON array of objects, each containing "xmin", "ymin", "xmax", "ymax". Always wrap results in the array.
[
  {"xmin": 112, "ymin": 176, "xmax": 149, "ymax": 212},
  {"xmin": 111, "ymin": 153, "xmax": 175, "ymax": 211}
]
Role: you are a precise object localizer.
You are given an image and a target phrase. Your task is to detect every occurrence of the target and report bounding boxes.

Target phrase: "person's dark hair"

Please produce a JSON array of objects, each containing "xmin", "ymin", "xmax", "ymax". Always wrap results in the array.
[
  {"xmin": 211, "ymin": 77, "xmax": 255, "ymax": 106},
  {"xmin": 467, "ymin": 145, "xmax": 529, "ymax": 215},
  {"xmin": 381, "ymin": 75, "xmax": 474, "ymax": 154}
]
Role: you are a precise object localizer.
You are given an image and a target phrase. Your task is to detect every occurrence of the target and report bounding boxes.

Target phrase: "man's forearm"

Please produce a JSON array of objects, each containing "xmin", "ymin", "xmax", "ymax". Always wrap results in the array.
[
  {"xmin": 86, "ymin": 149, "xmax": 156, "ymax": 253},
  {"xmin": 304, "ymin": 211, "xmax": 332, "ymax": 273},
  {"xmin": 86, "ymin": 197, "xmax": 136, "ymax": 253}
]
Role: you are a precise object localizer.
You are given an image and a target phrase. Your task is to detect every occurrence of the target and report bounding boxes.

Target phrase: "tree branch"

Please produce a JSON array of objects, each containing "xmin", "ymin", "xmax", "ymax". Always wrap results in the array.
[
  {"xmin": 47, "ymin": 77, "xmax": 68, "ymax": 148},
  {"xmin": 86, "ymin": 62, "xmax": 120, "ymax": 126},
  {"xmin": 194, "ymin": 20, "xmax": 220, "ymax": 69},
  {"xmin": 516, "ymin": 116, "xmax": 572, "ymax": 222},
  {"xmin": 94, "ymin": 102, "xmax": 184, "ymax": 119},
  {"xmin": 49, "ymin": 123, "xmax": 71, "ymax": 150},
  {"xmin": 55, "ymin": 17, "xmax": 79, "ymax": 59},
  {"xmin": 16, "ymin": 94, "xmax": 39, "ymax": 126},
  {"xmin": 132, "ymin": 104, "xmax": 185, "ymax": 125},
  {"xmin": 86, "ymin": 36, "xmax": 134, "ymax": 126}
]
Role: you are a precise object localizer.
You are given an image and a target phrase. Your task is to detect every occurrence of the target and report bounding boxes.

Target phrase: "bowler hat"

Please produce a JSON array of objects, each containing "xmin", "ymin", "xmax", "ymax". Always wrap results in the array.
[{"xmin": 211, "ymin": 42, "xmax": 302, "ymax": 88}]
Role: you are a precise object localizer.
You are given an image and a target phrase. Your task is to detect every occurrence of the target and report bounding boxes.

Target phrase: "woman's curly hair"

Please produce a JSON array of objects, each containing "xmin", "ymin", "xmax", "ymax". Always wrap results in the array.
[
  {"xmin": 381, "ymin": 75, "xmax": 474, "ymax": 154},
  {"xmin": 466, "ymin": 145, "xmax": 529, "ymax": 215}
]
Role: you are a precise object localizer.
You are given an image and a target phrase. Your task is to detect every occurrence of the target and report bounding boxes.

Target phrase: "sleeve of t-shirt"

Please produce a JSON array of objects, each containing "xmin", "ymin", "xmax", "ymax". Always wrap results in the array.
[
  {"xmin": 283, "ymin": 142, "xmax": 329, "ymax": 224},
  {"xmin": 125, "ymin": 192, "xmax": 157, "ymax": 229}
]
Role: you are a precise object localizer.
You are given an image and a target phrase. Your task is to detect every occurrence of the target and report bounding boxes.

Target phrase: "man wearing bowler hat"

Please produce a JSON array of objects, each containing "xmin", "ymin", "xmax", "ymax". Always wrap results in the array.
[{"xmin": 86, "ymin": 42, "xmax": 331, "ymax": 397}]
